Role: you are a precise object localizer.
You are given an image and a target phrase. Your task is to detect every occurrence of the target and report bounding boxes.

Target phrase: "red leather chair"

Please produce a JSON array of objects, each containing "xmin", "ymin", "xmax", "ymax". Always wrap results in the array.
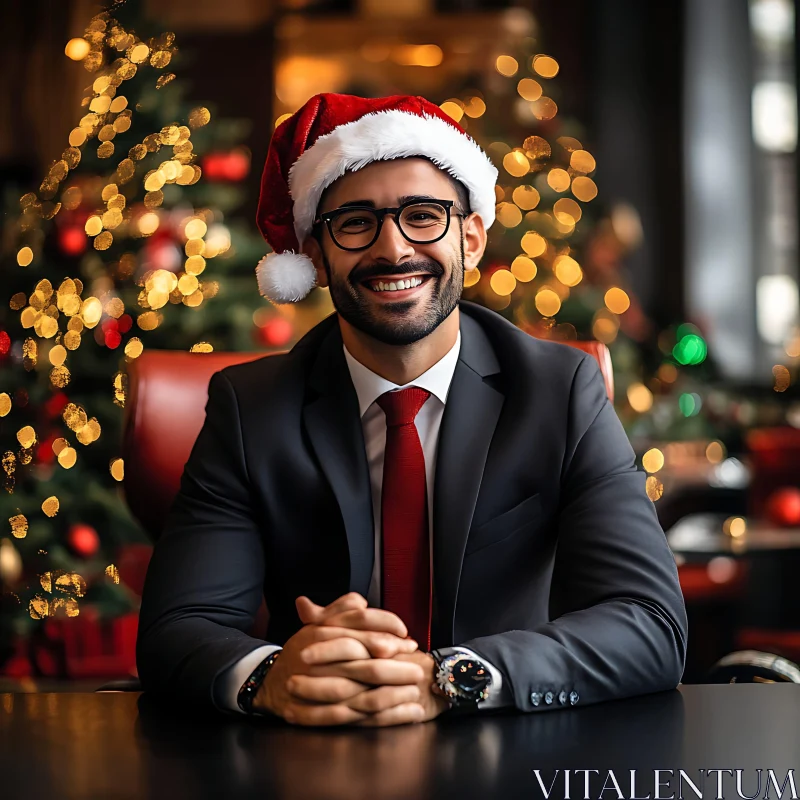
[{"xmin": 123, "ymin": 351, "xmax": 268, "ymax": 540}]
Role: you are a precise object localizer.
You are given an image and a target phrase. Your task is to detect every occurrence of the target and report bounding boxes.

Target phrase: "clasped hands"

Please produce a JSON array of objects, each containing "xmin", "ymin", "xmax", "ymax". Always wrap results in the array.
[{"xmin": 254, "ymin": 592, "xmax": 450, "ymax": 727}]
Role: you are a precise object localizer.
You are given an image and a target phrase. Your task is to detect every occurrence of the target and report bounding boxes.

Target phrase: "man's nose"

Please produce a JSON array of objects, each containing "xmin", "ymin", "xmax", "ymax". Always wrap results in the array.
[{"xmin": 368, "ymin": 213, "xmax": 416, "ymax": 263}]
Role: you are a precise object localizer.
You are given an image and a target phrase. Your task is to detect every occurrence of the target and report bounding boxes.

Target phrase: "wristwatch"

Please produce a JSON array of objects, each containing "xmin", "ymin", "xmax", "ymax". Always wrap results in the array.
[
  {"xmin": 432, "ymin": 650, "xmax": 492, "ymax": 711},
  {"xmin": 237, "ymin": 650, "xmax": 281, "ymax": 715}
]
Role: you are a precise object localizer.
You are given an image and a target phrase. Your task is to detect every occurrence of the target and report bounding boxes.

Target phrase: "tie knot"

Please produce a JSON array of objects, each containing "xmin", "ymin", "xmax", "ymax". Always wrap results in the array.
[{"xmin": 376, "ymin": 387, "xmax": 431, "ymax": 427}]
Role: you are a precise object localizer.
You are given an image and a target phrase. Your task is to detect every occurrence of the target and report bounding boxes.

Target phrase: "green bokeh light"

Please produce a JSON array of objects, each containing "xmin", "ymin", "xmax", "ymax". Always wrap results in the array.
[
  {"xmin": 679, "ymin": 392, "xmax": 702, "ymax": 417},
  {"xmin": 673, "ymin": 333, "xmax": 707, "ymax": 365}
]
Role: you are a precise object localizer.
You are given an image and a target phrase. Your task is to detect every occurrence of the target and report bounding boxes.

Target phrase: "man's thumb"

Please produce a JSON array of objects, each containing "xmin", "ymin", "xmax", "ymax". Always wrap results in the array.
[{"xmin": 295, "ymin": 595, "xmax": 324, "ymax": 624}]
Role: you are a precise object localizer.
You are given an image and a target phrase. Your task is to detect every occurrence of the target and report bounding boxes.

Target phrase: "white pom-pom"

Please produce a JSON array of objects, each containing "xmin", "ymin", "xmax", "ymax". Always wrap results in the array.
[{"xmin": 256, "ymin": 251, "xmax": 318, "ymax": 303}]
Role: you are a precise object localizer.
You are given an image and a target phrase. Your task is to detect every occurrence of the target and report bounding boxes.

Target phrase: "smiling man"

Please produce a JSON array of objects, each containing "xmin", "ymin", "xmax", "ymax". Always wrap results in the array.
[{"xmin": 137, "ymin": 93, "xmax": 687, "ymax": 727}]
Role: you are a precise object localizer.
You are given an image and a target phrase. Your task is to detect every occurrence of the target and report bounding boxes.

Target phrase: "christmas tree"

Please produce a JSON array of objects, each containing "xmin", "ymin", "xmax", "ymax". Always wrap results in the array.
[
  {"xmin": 0, "ymin": 3, "xmax": 289, "ymax": 673},
  {"xmin": 432, "ymin": 41, "xmax": 739, "ymax": 505}
]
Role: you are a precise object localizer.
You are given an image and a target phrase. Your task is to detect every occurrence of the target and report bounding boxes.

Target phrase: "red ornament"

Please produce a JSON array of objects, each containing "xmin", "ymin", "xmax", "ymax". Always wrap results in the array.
[
  {"xmin": 67, "ymin": 523, "xmax": 100, "ymax": 559},
  {"xmin": 59, "ymin": 226, "xmax": 87, "ymax": 257},
  {"xmin": 202, "ymin": 149, "xmax": 251, "ymax": 182},
  {"xmin": 257, "ymin": 317, "xmax": 293, "ymax": 347},
  {"xmin": 36, "ymin": 433, "xmax": 58, "ymax": 465},
  {"xmin": 765, "ymin": 487, "xmax": 800, "ymax": 527},
  {"xmin": 102, "ymin": 319, "xmax": 122, "ymax": 349},
  {"xmin": 45, "ymin": 391, "xmax": 69, "ymax": 419},
  {"xmin": 0, "ymin": 331, "xmax": 10, "ymax": 357}
]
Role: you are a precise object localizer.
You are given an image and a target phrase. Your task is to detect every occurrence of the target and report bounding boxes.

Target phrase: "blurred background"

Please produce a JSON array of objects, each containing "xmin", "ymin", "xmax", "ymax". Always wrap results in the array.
[{"xmin": 2, "ymin": 0, "xmax": 800, "ymax": 690}]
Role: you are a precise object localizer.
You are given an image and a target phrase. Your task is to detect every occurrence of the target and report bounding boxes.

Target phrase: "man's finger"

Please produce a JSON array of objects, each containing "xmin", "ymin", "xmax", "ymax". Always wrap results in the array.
[
  {"xmin": 354, "ymin": 632, "xmax": 418, "ymax": 659},
  {"xmin": 284, "ymin": 701, "xmax": 368, "ymax": 727},
  {"xmin": 302, "ymin": 627, "xmax": 418, "ymax": 660},
  {"xmin": 296, "ymin": 593, "xmax": 366, "ymax": 625},
  {"xmin": 300, "ymin": 637, "xmax": 372, "ymax": 665},
  {"xmin": 351, "ymin": 702, "xmax": 426, "ymax": 727},
  {"xmin": 285, "ymin": 675, "xmax": 367, "ymax": 703},
  {"xmin": 307, "ymin": 658, "xmax": 426, "ymax": 685},
  {"xmin": 345, "ymin": 683, "xmax": 421, "ymax": 713},
  {"xmin": 314, "ymin": 607, "xmax": 409, "ymax": 638}
]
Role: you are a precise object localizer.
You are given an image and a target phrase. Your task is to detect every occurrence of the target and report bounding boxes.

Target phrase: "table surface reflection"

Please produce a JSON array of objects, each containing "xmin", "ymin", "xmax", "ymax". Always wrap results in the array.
[{"xmin": 2, "ymin": 685, "xmax": 799, "ymax": 799}]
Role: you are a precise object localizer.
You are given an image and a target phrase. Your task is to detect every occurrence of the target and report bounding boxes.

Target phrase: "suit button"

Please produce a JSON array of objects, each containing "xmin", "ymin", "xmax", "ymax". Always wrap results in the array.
[
  {"xmin": 544, "ymin": 691, "xmax": 554, "ymax": 705},
  {"xmin": 569, "ymin": 691, "xmax": 579, "ymax": 705},
  {"xmin": 530, "ymin": 692, "xmax": 542, "ymax": 707},
  {"xmin": 558, "ymin": 691, "xmax": 568, "ymax": 705}
]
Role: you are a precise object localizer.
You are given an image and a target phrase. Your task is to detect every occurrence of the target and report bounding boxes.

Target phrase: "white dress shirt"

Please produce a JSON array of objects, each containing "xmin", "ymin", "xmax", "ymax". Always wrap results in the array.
[{"xmin": 214, "ymin": 330, "xmax": 507, "ymax": 714}]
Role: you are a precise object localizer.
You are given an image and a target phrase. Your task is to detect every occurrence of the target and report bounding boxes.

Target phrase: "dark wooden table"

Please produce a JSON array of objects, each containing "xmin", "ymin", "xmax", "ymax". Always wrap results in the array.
[{"xmin": 2, "ymin": 685, "xmax": 799, "ymax": 799}]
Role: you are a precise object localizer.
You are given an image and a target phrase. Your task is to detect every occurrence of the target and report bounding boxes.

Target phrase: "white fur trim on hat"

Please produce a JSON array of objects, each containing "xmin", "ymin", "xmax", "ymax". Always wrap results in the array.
[
  {"xmin": 256, "ymin": 251, "xmax": 317, "ymax": 303},
  {"xmin": 287, "ymin": 109, "xmax": 498, "ymax": 246}
]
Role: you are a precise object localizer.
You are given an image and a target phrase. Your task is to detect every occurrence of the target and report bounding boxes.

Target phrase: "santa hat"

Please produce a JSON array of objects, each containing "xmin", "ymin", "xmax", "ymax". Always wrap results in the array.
[{"xmin": 255, "ymin": 93, "xmax": 498, "ymax": 304}]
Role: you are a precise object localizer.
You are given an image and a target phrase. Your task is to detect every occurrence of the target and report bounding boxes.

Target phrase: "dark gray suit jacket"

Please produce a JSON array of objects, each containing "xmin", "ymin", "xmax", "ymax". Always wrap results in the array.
[{"xmin": 136, "ymin": 300, "xmax": 687, "ymax": 713}]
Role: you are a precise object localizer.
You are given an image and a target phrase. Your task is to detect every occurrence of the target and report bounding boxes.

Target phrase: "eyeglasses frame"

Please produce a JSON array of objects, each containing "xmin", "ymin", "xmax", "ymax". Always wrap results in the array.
[{"xmin": 312, "ymin": 198, "xmax": 467, "ymax": 252}]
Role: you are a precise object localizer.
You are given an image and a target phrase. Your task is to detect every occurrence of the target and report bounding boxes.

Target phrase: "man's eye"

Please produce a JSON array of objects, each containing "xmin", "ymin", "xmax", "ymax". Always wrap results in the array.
[
  {"xmin": 340, "ymin": 217, "xmax": 371, "ymax": 228},
  {"xmin": 405, "ymin": 210, "xmax": 444, "ymax": 225}
]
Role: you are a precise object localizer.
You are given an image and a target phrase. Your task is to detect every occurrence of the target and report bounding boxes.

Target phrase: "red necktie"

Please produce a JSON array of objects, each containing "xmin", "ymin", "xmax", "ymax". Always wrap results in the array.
[{"xmin": 376, "ymin": 387, "xmax": 432, "ymax": 650}]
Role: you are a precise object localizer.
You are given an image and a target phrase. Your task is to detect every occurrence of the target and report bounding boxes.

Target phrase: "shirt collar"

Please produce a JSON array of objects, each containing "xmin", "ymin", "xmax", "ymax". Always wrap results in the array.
[{"xmin": 343, "ymin": 330, "xmax": 461, "ymax": 418}]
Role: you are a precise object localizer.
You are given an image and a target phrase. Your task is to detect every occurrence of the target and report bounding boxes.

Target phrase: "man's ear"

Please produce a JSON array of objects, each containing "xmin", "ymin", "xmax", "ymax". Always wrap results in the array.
[
  {"xmin": 301, "ymin": 235, "xmax": 329, "ymax": 289},
  {"xmin": 462, "ymin": 212, "xmax": 487, "ymax": 271}
]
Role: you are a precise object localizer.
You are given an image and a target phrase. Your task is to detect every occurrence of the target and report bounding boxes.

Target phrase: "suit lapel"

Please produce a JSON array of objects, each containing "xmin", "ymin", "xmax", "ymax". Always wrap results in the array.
[
  {"xmin": 431, "ymin": 310, "xmax": 504, "ymax": 647},
  {"xmin": 302, "ymin": 322, "xmax": 375, "ymax": 599}
]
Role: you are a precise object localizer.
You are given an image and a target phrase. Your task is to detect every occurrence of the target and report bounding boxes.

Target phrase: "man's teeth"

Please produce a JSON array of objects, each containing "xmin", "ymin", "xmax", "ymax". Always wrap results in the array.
[{"xmin": 370, "ymin": 277, "xmax": 425, "ymax": 292}]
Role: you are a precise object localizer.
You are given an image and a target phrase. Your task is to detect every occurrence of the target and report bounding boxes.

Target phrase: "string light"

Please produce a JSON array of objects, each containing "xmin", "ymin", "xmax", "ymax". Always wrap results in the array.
[
  {"xmin": 440, "ymin": 100, "xmax": 464, "ymax": 123},
  {"xmin": 605, "ymin": 287, "xmax": 631, "ymax": 314},
  {"xmin": 571, "ymin": 176, "xmax": 598, "ymax": 202},
  {"xmin": 532, "ymin": 54, "xmax": 560, "ymax": 78},
  {"xmin": 535, "ymin": 288, "xmax": 561, "ymax": 317},
  {"xmin": 503, "ymin": 151, "xmax": 530, "ymax": 177},
  {"xmin": 553, "ymin": 255, "xmax": 583, "ymax": 287},
  {"xmin": 517, "ymin": 78, "xmax": 542, "ymax": 101},
  {"xmin": 627, "ymin": 383, "xmax": 654, "ymax": 413},
  {"xmin": 511, "ymin": 256, "xmax": 537, "ymax": 282},
  {"xmin": 495, "ymin": 55, "xmax": 519, "ymax": 77},
  {"xmin": 65, "ymin": 38, "xmax": 91, "ymax": 61},
  {"xmin": 642, "ymin": 448, "xmax": 665, "ymax": 473},
  {"xmin": 490, "ymin": 269, "xmax": 517, "ymax": 296}
]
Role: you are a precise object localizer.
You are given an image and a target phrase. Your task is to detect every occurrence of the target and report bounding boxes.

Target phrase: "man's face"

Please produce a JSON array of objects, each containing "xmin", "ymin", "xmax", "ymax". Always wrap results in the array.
[{"xmin": 305, "ymin": 158, "xmax": 484, "ymax": 346}]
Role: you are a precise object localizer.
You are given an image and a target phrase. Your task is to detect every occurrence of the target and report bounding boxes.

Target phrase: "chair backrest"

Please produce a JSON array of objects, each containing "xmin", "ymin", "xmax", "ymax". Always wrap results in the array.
[
  {"xmin": 706, "ymin": 650, "xmax": 800, "ymax": 683},
  {"xmin": 122, "ymin": 339, "xmax": 613, "ymax": 539},
  {"xmin": 122, "ymin": 351, "xmax": 269, "ymax": 538},
  {"xmin": 567, "ymin": 340, "xmax": 614, "ymax": 405}
]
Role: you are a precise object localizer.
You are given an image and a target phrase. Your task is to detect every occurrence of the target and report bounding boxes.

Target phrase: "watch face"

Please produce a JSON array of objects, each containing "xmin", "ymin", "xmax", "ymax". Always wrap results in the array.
[{"xmin": 451, "ymin": 658, "xmax": 490, "ymax": 698}]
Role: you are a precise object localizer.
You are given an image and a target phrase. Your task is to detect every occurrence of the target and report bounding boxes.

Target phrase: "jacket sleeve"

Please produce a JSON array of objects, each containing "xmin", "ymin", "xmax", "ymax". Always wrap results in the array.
[
  {"xmin": 459, "ymin": 353, "xmax": 688, "ymax": 712},
  {"xmin": 136, "ymin": 370, "xmax": 273, "ymax": 710}
]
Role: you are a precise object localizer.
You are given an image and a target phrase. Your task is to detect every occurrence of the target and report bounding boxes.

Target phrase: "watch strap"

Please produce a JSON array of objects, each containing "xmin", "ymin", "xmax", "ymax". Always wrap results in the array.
[{"xmin": 237, "ymin": 649, "xmax": 281, "ymax": 715}]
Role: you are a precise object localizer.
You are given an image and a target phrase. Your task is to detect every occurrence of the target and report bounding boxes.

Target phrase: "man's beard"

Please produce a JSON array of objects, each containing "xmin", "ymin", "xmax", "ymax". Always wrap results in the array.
[{"xmin": 322, "ymin": 244, "xmax": 464, "ymax": 346}]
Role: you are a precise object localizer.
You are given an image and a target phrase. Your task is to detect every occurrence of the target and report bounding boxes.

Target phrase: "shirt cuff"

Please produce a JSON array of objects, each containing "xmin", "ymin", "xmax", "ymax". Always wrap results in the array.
[
  {"xmin": 436, "ymin": 646, "xmax": 512, "ymax": 710},
  {"xmin": 212, "ymin": 644, "xmax": 283, "ymax": 714}
]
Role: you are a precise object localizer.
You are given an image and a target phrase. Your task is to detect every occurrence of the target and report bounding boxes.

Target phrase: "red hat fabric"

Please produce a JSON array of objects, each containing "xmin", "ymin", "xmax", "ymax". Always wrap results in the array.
[{"xmin": 255, "ymin": 93, "xmax": 498, "ymax": 304}]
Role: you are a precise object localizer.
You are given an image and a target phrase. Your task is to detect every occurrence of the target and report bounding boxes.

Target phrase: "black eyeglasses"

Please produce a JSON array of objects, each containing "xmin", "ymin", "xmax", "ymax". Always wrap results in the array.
[{"xmin": 313, "ymin": 199, "xmax": 466, "ymax": 252}]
